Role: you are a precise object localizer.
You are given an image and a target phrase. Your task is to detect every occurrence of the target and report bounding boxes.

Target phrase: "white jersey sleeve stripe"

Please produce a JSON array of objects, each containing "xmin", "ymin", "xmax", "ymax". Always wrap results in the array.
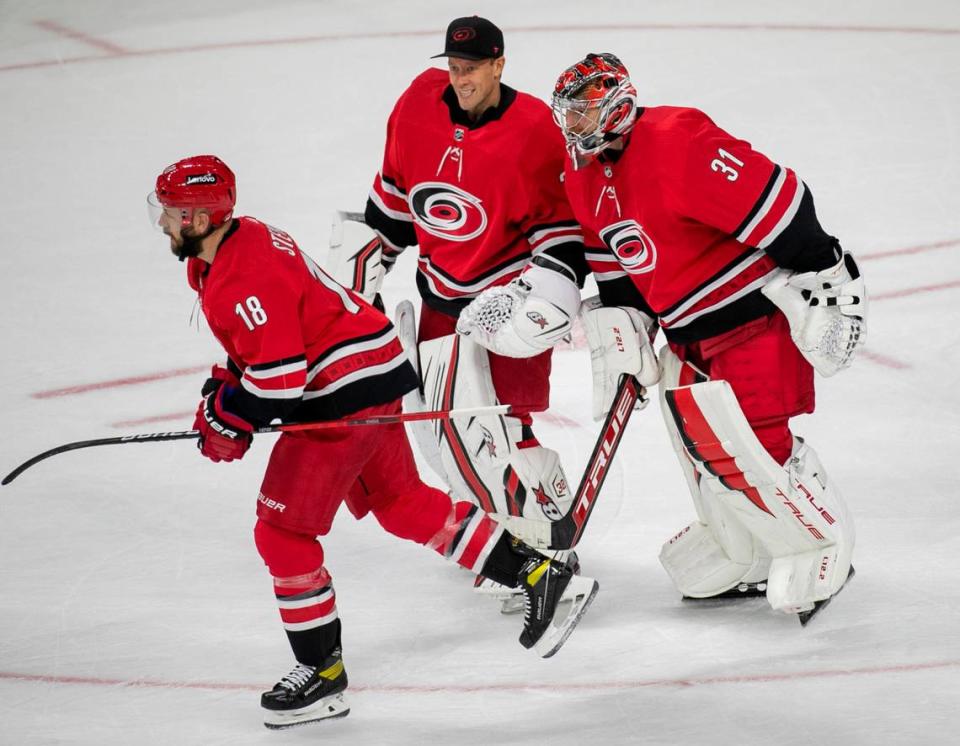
[{"xmin": 736, "ymin": 166, "xmax": 786, "ymax": 244}]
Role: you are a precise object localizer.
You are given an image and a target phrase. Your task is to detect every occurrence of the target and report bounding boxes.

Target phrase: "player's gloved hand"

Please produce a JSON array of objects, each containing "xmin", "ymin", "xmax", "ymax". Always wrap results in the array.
[
  {"xmin": 581, "ymin": 296, "xmax": 660, "ymax": 421},
  {"xmin": 762, "ymin": 252, "xmax": 867, "ymax": 377},
  {"xmin": 456, "ymin": 263, "xmax": 580, "ymax": 358},
  {"xmin": 193, "ymin": 365, "xmax": 253, "ymax": 462}
]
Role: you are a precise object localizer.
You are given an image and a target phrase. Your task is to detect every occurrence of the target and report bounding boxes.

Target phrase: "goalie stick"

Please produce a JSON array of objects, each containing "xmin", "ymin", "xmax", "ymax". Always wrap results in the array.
[
  {"xmin": 496, "ymin": 373, "xmax": 643, "ymax": 551},
  {"xmin": 1, "ymin": 403, "xmax": 515, "ymax": 486}
]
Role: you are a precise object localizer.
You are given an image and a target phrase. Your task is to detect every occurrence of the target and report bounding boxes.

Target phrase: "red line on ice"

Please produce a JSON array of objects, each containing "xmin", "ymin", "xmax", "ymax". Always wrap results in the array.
[
  {"xmin": 860, "ymin": 238, "xmax": 960, "ymax": 261},
  {"xmin": 110, "ymin": 409, "xmax": 586, "ymax": 430},
  {"xmin": 35, "ymin": 263, "xmax": 951, "ymax": 401},
  {"xmin": 31, "ymin": 366, "xmax": 210, "ymax": 399},
  {"xmin": 2, "ymin": 658, "xmax": 958, "ymax": 694},
  {"xmin": 857, "ymin": 351, "xmax": 910, "ymax": 371},
  {"xmin": 3, "ymin": 22, "xmax": 958, "ymax": 74},
  {"xmin": 871, "ymin": 280, "xmax": 960, "ymax": 301},
  {"xmin": 28, "ymin": 245, "xmax": 960, "ymax": 401},
  {"xmin": 32, "ymin": 19, "xmax": 129, "ymax": 55}
]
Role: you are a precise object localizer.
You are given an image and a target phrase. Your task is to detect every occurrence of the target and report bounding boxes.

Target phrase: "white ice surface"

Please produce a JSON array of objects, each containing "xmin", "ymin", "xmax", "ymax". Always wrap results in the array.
[{"xmin": 1, "ymin": 2, "xmax": 959, "ymax": 744}]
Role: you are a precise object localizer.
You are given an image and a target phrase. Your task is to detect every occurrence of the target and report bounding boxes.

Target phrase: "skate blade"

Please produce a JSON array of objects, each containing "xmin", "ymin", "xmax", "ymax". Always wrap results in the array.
[
  {"xmin": 499, "ymin": 594, "xmax": 526, "ymax": 615},
  {"xmin": 682, "ymin": 581, "xmax": 768, "ymax": 602},
  {"xmin": 798, "ymin": 565, "xmax": 856, "ymax": 627},
  {"xmin": 474, "ymin": 575, "xmax": 524, "ymax": 604},
  {"xmin": 263, "ymin": 693, "xmax": 350, "ymax": 729},
  {"xmin": 535, "ymin": 578, "xmax": 600, "ymax": 659}
]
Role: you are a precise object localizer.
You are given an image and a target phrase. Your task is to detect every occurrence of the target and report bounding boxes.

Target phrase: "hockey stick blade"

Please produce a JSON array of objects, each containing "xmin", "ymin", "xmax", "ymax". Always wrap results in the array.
[
  {"xmin": 493, "ymin": 375, "xmax": 641, "ymax": 550},
  {"xmin": 2, "ymin": 403, "xmax": 516, "ymax": 486}
]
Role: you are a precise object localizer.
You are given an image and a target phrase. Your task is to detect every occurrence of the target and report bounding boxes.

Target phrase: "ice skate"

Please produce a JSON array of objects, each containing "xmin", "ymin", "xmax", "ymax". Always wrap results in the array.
[
  {"xmin": 477, "ymin": 551, "xmax": 580, "ymax": 615},
  {"xmin": 797, "ymin": 565, "xmax": 856, "ymax": 626},
  {"xmin": 261, "ymin": 651, "xmax": 349, "ymax": 729},
  {"xmin": 517, "ymin": 554, "xmax": 598, "ymax": 658}
]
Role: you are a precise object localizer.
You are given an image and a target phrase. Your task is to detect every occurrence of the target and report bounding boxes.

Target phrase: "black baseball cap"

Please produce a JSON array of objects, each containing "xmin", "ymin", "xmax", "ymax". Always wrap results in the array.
[{"xmin": 431, "ymin": 16, "xmax": 504, "ymax": 61}]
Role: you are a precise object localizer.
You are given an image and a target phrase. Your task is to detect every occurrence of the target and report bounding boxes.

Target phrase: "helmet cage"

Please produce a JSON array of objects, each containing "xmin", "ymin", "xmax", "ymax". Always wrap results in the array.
[{"xmin": 551, "ymin": 53, "xmax": 638, "ymax": 158}]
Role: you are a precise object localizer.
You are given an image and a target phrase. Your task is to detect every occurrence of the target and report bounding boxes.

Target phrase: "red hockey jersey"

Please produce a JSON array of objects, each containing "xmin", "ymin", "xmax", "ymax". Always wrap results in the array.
[
  {"xmin": 365, "ymin": 68, "xmax": 584, "ymax": 316},
  {"xmin": 187, "ymin": 217, "xmax": 417, "ymax": 424},
  {"xmin": 563, "ymin": 106, "xmax": 839, "ymax": 343}
]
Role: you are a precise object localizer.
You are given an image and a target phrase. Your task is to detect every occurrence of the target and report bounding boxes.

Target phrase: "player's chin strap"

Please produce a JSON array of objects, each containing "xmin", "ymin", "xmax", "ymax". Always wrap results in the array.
[
  {"xmin": 455, "ymin": 258, "xmax": 581, "ymax": 358},
  {"xmin": 762, "ymin": 252, "xmax": 867, "ymax": 377}
]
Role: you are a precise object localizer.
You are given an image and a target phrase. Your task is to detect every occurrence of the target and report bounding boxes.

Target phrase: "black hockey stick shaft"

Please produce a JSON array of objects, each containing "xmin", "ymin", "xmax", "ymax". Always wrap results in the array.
[
  {"xmin": 1, "ymin": 431, "xmax": 199, "ymax": 486},
  {"xmin": 1, "ymin": 403, "xmax": 514, "ymax": 486},
  {"xmin": 549, "ymin": 374, "xmax": 642, "ymax": 549}
]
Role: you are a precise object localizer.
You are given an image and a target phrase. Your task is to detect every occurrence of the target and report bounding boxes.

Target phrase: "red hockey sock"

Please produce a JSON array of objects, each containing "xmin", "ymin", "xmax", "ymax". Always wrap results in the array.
[{"xmin": 254, "ymin": 519, "xmax": 341, "ymax": 666}]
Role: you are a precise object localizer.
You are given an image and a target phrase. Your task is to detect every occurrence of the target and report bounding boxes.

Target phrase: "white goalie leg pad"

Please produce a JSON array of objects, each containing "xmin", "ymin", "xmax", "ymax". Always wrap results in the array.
[
  {"xmin": 418, "ymin": 333, "xmax": 515, "ymax": 512},
  {"xmin": 394, "ymin": 301, "xmax": 450, "ymax": 484},
  {"xmin": 657, "ymin": 347, "xmax": 770, "ymax": 598},
  {"xmin": 456, "ymin": 263, "xmax": 580, "ymax": 358},
  {"xmin": 765, "ymin": 438, "xmax": 855, "ymax": 613},
  {"xmin": 661, "ymin": 375, "xmax": 854, "ymax": 613},
  {"xmin": 581, "ymin": 295, "xmax": 660, "ymax": 421},
  {"xmin": 326, "ymin": 210, "xmax": 387, "ymax": 304}
]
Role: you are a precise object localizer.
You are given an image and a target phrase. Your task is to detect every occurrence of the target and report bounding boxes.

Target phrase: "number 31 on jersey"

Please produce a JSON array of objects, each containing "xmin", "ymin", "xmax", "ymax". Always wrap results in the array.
[{"xmin": 711, "ymin": 148, "xmax": 745, "ymax": 181}]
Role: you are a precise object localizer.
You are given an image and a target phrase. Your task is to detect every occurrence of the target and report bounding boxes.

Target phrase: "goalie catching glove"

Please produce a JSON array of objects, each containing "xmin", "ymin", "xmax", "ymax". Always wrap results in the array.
[
  {"xmin": 193, "ymin": 365, "xmax": 253, "ymax": 462},
  {"xmin": 581, "ymin": 296, "xmax": 661, "ymax": 421},
  {"xmin": 762, "ymin": 252, "xmax": 867, "ymax": 377},
  {"xmin": 456, "ymin": 260, "xmax": 581, "ymax": 358}
]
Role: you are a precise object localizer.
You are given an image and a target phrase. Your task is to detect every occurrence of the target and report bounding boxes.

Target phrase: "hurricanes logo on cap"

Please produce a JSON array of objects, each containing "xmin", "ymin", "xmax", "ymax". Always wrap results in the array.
[
  {"xmin": 185, "ymin": 173, "xmax": 218, "ymax": 185},
  {"xmin": 409, "ymin": 182, "xmax": 487, "ymax": 242},
  {"xmin": 600, "ymin": 219, "xmax": 657, "ymax": 275},
  {"xmin": 452, "ymin": 27, "xmax": 476, "ymax": 41}
]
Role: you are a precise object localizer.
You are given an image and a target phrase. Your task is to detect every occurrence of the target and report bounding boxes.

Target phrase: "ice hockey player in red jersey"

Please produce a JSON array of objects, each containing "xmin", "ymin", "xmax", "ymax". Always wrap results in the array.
[
  {"xmin": 363, "ymin": 17, "xmax": 589, "ymax": 609},
  {"xmin": 147, "ymin": 155, "xmax": 598, "ymax": 729},
  {"xmin": 500, "ymin": 53, "xmax": 865, "ymax": 623}
]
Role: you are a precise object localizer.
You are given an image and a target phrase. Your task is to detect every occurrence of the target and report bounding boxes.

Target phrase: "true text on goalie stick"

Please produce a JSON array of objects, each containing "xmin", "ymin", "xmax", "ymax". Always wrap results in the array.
[{"xmin": 500, "ymin": 373, "xmax": 642, "ymax": 551}]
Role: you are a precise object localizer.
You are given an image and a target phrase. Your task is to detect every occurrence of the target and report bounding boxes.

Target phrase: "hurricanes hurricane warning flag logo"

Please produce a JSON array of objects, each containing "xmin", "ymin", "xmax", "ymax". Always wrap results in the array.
[
  {"xmin": 600, "ymin": 219, "xmax": 657, "ymax": 275},
  {"xmin": 408, "ymin": 181, "xmax": 488, "ymax": 242}
]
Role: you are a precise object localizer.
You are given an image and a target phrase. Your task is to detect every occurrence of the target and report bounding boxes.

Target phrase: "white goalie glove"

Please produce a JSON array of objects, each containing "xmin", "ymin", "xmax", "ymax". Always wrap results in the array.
[
  {"xmin": 581, "ymin": 296, "xmax": 661, "ymax": 421},
  {"xmin": 456, "ymin": 262, "xmax": 581, "ymax": 358},
  {"xmin": 762, "ymin": 252, "xmax": 867, "ymax": 377}
]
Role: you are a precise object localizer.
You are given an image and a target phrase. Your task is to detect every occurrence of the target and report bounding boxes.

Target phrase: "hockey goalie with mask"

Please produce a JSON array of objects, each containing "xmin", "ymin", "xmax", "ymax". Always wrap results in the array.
[{"xmin": 463, "ymin": 52, "xmax": 867, "ymax": 623}]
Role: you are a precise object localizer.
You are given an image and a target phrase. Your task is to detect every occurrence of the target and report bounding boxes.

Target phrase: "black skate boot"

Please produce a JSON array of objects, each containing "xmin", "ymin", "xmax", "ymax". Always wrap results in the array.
[
  {"xmin": 261, "ymin": 649, "xmax": 349, "ymax": 729},
  {"xmin": 477, "ymin": 551, "xmax": 581, "ymax": 616},
  {"xmin": 517, "ymin": 552, "xmax": 598, "ymax": 658}
]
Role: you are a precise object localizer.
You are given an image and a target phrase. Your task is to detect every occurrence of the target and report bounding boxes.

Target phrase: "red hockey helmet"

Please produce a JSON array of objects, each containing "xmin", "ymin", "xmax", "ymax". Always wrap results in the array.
[
  {"xmin": 148, "ymin": 154, "xmax": 236, "ymax": 229},
  {"xmin": 551, "ymin": 53, "xmax": 638, "ymax": 161}
]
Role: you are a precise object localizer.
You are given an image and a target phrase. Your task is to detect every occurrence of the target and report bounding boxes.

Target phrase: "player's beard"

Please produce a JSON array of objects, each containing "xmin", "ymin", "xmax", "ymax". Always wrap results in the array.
[{"xmin": 169, "ymin": 224, "xmax": 212, "ymax": 262}]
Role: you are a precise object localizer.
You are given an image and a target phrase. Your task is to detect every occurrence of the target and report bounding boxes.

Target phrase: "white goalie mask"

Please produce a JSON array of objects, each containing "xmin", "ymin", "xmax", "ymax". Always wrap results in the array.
[{"xmin": 551, "ymin": 53, "xmax": 638, "ymax": 163}]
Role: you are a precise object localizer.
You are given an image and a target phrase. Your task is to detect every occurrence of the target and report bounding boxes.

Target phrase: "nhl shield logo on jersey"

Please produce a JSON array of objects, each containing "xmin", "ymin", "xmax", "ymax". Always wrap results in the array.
[
  {"xmin": 600, "ymin": 219, "xmax": 657, "ymax": 275},
  {"xmin": 408, "ymin": 181, "xmax": 488, "ymax": 242}
]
